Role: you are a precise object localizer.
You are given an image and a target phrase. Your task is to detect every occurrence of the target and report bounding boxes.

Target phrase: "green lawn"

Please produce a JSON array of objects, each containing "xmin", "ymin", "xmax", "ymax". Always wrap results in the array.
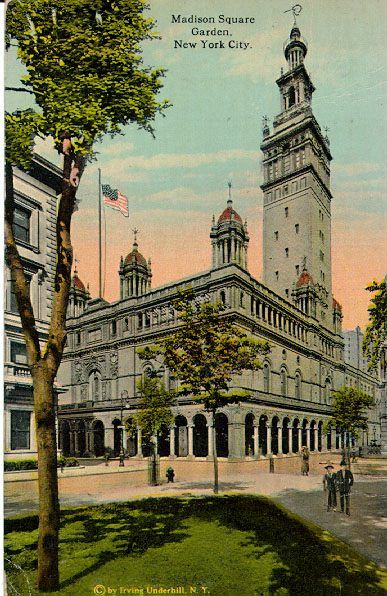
[{"xmin": 4, "ymin": 495, "xmax": 386, "ymax": 595}]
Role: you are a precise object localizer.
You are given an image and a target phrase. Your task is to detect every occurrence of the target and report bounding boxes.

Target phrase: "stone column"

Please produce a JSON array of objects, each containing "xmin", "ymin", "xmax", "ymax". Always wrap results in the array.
[
  {"xmin": 104, "ymin": 426, "xmax": 115, "ymax": 451},
  {"xmin": 137, "ymin": 427, "xmax": 143, "ymax": 458},
  {"xmin": 169, "ymin": 426, "xmax": 176, "ymax": 458},
  {"xmin": 288, "ymin": 426, "xmax": 293, "ymax": 454},
  {"xmin": 86, "ymin": 429, "xmax": 92, "ymax": 452},
  {"xmin": 266, "ymin": 425, "xmax": 272, "ymax": 455},
  {"xmin": 207, "ymin": 422, "xmax": 214, "ymax": 460},
  {"xmin": 298, "ymin": 427, "xmax": 302, "ymax": 451},
  {"xmin": 228, "ymin": 421, "xmax": 244, "ymax": 460},
  {"xmin": 306, "ymin": 427, "xmax": 310, "ymax": 449},
  {"xmin": 69, "ymin": 430, "xmax": 75, "ymax": 456},
  {"xmin": 277, "ymin": 427, "xmax": 283, "ymax": 454},
  {"xmin": 322, "ymin": 430, "xmax": 328, "ymax": 451},
  {"xmin": 73, "ymin": 429, "xmax": 79, "ymax": 455},
  {"xmin": 314, "ymin": 428, "xmax": 318, "ymax": 452},
  {"xmin": 253, "ymin": 425, "xmax": 259, "ymax": 458},
  {"xmin": 188, "ymin": 425, "xmax": 194, "ymax": 459}
]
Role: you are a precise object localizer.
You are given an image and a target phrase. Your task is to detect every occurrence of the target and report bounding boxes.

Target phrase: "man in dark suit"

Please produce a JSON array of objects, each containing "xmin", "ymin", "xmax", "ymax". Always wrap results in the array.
[
  {"xmin": 336, "ymin": 461, "xmax": 354, "ymax": 515},
  {"xmin": 323, "ymin": 464, "xmax": 337, "ymax": 512}
]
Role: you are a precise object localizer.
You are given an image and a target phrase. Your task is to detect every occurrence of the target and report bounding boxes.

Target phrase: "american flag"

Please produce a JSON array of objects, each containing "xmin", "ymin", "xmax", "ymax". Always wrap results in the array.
[{"xmin": 102, "ymin": 184, "xmax": 129, "ymax": 217}]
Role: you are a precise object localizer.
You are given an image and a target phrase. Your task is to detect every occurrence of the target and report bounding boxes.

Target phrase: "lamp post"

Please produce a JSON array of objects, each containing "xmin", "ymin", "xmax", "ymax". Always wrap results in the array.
[{"xmin": 119, "ymin": 390, "xmax": 129, "ymax": 466}]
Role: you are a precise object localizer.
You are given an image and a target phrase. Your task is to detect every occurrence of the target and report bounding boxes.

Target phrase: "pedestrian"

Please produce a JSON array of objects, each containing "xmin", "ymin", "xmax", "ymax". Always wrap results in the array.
[
  {"xmin": 323, "ymin": 464, "xmax": 337, "ymax": 512},
  {"xmin": 336, "ymin": 460, "xmax": 354, "ymax": 516},
  {"xmin": 300, "ymin": 446, "xmax": 310, "ymax": 476}
]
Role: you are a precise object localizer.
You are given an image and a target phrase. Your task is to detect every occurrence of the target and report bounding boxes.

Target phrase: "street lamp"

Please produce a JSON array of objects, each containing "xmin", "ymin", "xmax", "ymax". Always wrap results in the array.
[{"xmin": 119, "ymin": 390, "xmax": 129, "ymax": 466}]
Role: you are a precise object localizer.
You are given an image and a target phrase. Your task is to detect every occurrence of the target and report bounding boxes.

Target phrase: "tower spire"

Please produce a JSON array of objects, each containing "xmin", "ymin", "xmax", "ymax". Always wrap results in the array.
[{"xmin": 227, "ymin": 181, "xmax": 232, "ymax": 208}]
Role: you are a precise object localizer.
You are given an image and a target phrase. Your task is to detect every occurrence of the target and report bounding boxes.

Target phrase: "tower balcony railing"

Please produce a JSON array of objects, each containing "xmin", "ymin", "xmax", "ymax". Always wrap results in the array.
[{"xmin": 283, "ymin": 34, "xmax": 308, "ymax": 53}]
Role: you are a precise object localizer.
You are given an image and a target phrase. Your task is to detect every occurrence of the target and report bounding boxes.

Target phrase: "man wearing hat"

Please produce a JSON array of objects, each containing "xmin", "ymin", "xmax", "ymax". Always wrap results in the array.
[
  {"xmin": 323, "ymin": 463, "xmax": 337, "ymax": 512},
  {"xmin": 336, "ymin": 460, "xmax": 354, "ymax": 515}
]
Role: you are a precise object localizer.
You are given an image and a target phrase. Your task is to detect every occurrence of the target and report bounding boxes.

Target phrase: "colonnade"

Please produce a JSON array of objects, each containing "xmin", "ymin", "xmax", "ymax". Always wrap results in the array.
[{"xmin": 59, "ymin": 410, "xmax": 352, "ymax": 459}]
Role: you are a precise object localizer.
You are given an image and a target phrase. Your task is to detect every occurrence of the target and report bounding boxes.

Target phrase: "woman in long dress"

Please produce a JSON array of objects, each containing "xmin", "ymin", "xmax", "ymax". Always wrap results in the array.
[{"xmin": 301, "ymin": 446, "xmax": 310, "ymax": 476}]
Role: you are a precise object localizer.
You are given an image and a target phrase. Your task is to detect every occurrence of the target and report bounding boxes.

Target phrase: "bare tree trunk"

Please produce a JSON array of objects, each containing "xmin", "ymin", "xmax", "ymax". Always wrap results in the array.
[
  {"xmin": 33, "ymin": 363, "xmax": 60, "ymax": 591},
  {"xmin": 212, "ymin": 411, "xmax": 219, "ymax": 494}
]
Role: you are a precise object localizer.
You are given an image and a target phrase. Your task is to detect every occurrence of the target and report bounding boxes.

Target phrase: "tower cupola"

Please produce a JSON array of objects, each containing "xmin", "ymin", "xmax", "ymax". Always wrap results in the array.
[
  {"xmin": 68, "ymin": 259, "xmax": 90, "ymax": 318},
  {"xmin": 119, "ymin": 229, "xmax": 152, "ymax": 299},
  {"xmin": 284, "ymin": 23, "xmax": 308, "ymax": 70},
  {"xmin": 210, "ymin": 183, "xmax": 249, "ymax": 271}
]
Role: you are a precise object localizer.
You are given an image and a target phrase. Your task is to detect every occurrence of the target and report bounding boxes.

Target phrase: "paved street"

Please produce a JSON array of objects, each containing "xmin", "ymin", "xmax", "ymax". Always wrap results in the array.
[{"xmin": 5, "ymin": 458, "xmax": 387, "ymax": 569}]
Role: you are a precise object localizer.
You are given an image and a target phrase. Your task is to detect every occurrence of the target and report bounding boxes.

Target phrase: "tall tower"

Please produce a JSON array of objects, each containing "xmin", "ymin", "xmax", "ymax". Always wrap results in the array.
[{"xmin": 261, "ymin": 19, "xmax": 333, "ymax": 325}]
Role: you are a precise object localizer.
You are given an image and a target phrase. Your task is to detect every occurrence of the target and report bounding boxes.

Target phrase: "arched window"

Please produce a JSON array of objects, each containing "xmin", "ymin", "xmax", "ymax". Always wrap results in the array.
[
  {"xmin": 325, "ymin": 378, "xmax": 332, "ymax": 403},
  {"xmin": 240, "ymin": 292, "xmax": 244, "ymax": 308},
  {"xmin": 143, "ymin": 365, "xmax": 153, "ymax": 379},
  {"xmin": 288, "ymin": 86, "xmax": 296, "ymax": 107},
  {"xmin": 280, "ymin": 368, "xmax": 287, "ymax": 396},
  {"xmin": 220, "ymin": 290, "xmax": 226, "ymax": 305},
  {"xmin": 295, "ymin": 372, "xmax": 302, "ymax": 399},
  {"xmin": 263, "ymin": 363, "xmax": 270, "ymax": 393},
  {"xmin": 89, "ymin": 371, "xmax": 102, "ymax": 401}
]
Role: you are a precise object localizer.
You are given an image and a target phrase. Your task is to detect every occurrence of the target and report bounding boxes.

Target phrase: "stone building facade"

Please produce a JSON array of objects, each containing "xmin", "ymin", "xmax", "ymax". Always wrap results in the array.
[
  {"xmin": 4, "ymin": 155, "xmax": 62, "ymax": 459},
  {"xmin": 56, "ymin": 22, "xmax": 379, "ymax": 460}
]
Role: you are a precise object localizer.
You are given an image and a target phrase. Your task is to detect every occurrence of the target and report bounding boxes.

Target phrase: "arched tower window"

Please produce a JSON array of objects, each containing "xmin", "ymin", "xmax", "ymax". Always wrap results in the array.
[
  {"xmin": 288, "ymin": 86, "xmax": 296, "ymax": 107},
  {"xmin": 325, "ymin": 378, "xmax": 332, "ymax": 403},
  {"xmin": 295, "ymin": 372, "xmax": 302, "ymax": 399},
  {"xmin": 280, "ymin": 368, "xmax": 287, "ymax": 396},
  {"xmin": 263, "ymin": 363, "xmax": 270, "ymax": 393},
  {"xmin": 89, "ymin": 370, "xmax": 102, "ymax": 401}
]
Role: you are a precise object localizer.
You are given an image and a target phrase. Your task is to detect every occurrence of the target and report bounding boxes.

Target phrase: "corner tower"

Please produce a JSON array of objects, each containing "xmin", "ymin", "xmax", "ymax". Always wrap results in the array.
[
  {"xmin": 210, "ymin": 184, "xmax": 249, "ymax": 270},
  {"xmin": 119, "ymin": 230, "xmax": 152, "ymax": 299},
  {"xmin": 260, "ymin": 19, "xmax": 333, "ymax": 325}
]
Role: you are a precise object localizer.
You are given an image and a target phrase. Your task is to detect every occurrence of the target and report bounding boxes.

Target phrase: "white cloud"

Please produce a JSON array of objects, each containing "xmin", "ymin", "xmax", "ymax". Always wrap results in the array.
[
  {"xmin": 105, "ymin": 148, "xmax": 258, "ymax": 171},
  {"xmin": 334, "ymin": 162, "xmax": 384, "ymax": 177}
]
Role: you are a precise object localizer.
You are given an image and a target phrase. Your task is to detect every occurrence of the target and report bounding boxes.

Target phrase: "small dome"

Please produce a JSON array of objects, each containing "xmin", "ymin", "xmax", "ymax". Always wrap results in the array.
[
  {"xmin": 124, "ymin": 242, "xmax": 147, "ymax": 267},
  {"xmin": 283, "ymin": 25, "xmax": 308, "ymax": 61},
  {"xmin": 72, "ymin": 273, "xmax": 85, "ymax": 291},
  {"xmin": 218, "ymin": 200, "xmax": 243, "ymax": 224},
  {"xmin": 296, "ymin": 269, "xmax": 313, "ymax": 288},
  {"xmin": 332, "ymin": 297, "xmax": 342, "ymax": 311}
]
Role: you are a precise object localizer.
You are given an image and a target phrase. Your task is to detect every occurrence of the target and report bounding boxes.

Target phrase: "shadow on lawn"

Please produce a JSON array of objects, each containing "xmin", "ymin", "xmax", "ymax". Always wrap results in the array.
[
  {"xmin": 5, "ymin": 495, "xmax": 385, "ymax": 595},
  {"xmin": 195, "ymin": 495, "xmax": 385, "ymax": 595}
]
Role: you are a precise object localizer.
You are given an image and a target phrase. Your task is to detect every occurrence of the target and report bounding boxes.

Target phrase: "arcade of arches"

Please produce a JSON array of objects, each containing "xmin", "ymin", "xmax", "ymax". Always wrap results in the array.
[{"xmin": 58, "ymin": 408, "xmax": 350, "ymax": 459}]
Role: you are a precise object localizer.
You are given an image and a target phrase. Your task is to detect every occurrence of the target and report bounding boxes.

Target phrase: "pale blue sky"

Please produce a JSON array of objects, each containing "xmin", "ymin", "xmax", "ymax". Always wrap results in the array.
[{"xmin": 5, "ymin": 0, "xmax": 387, "ymax": 328}]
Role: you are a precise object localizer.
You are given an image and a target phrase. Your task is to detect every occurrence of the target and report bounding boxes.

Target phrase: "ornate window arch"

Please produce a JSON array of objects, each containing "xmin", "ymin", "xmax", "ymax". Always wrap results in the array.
[
  {"xmin": 263, "ymin": 362, "xmax": 271, "ymax": 393},
  {"xmin": 89, "ymin": 370, "xmax": 102, "ymax": 401},
  {"xmin": 324, "ymin": 377, "xmax": 332, "ymax": 403}
]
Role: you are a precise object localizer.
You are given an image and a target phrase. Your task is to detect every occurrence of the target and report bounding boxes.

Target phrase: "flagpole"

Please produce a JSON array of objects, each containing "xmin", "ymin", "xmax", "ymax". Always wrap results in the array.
[{"xmin": 98, "ymin": 167, "xmax": 102, "ymax": 298}]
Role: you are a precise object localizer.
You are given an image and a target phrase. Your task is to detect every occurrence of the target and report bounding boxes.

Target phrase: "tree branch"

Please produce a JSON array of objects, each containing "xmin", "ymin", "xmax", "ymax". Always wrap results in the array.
[
  {"xmin": 4, "ymin": 160, "xmax": 41, "ymax": 365},
  {"xmin": 44, "ymin": 152, "xmax": 86, "ymax": 375},
  {"xmin": 5, "ymin": 86, "xmax": 34, "ymax": 94}
]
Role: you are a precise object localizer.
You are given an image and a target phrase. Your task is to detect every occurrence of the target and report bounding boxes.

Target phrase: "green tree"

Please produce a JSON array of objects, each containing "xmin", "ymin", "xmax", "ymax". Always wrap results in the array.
[
  {"xmin": 126, "ymin": 376, "xmax": 175, "ymax": 449},
  {"xmin": 363, "ymin": 277, "xmax": 387, "ymax": 372},
  {"xmin": 140, "ymin": 290, "xmax": 270, "ymax": 493},
  {"xmin": 328, "ymin": 386, "xmax": 374, "ymax": 465},
  {"xmin": 5, "ymin": 1, "xmax": 168, "ymax": 590}
]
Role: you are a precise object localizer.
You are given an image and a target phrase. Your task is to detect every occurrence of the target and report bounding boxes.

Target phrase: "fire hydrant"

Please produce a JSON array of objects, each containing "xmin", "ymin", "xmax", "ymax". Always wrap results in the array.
[{"xmin": 166, "ymin": 466, "xmax": 175, "ymax": 483}]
